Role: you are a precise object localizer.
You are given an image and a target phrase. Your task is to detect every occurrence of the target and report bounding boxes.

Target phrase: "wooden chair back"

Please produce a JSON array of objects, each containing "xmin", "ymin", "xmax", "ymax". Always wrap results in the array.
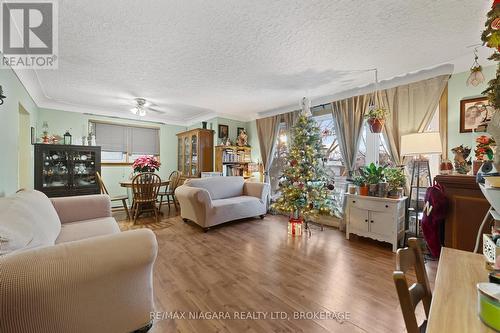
[
  {"xmin": 132, "ymin": 173, "xmax": 162, "ymax": 203},
  {"xmin": 95, "ymin": 171, "xmax": 109, "ymax": 195},
  {"xmin": 393, "ymin": 238, "xmax": 432, "ymax": 333},
  {"xmin": 168, "ymin": 170, "xmax": 181, "ymax": 192}
]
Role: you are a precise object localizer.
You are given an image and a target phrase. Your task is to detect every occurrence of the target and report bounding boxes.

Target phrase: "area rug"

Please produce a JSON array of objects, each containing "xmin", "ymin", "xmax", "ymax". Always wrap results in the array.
[{"xmin": 118, "ymin": 218, "xmax": 175, "ymax": 231}]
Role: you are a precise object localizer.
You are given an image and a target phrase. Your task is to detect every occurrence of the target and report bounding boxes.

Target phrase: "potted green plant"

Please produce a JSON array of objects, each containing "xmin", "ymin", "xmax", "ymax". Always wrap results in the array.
[
  {"xmin": 385, "ymin": 167, "xmax": 406, "ymax": 198},
  {"xmin": 359, "ymin": 163, "xmax": 385, "ymax": 196},
  {"xmin": 364, "ymin": 107, "xmax": 389, "ymax": 133},
  {"xmin": 352, "ymin": 175, "xmax": 369, "ymax": 196}
]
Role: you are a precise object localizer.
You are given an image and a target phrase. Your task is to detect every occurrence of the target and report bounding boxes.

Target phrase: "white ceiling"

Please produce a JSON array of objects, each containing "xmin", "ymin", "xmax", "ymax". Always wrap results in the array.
[{"xmin": 15, "ymin": 0, "xmax": 494, "ymax": 125}]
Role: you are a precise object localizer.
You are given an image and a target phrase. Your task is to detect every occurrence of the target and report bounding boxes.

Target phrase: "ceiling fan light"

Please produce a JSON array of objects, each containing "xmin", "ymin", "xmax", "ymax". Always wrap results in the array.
[
  {"xmin": 139, "ymin": 108, "xmax": 147, "ymax": 117},
  {"xmin": 131, "ymin": 107, "xmax": 138, "ymax": 115}
]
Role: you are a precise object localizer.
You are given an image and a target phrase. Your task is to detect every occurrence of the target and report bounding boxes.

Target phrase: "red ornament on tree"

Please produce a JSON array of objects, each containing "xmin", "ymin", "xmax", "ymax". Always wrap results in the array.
[
  {"xmin": 290, "ymin": 159, "xmax": 298, "ymax": 167},
  {"xmin": 492, "ymin": 17, "xmax": 500, "ymax": 30},
  {"xmin": 494, "ymin": 0, "xmax": 500, "ymax": 7}
]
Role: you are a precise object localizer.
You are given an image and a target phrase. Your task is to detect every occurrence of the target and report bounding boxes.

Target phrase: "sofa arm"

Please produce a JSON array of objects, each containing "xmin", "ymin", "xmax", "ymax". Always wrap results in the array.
[
  {"xmin": 244, "ymin": 181, "xmax": 270, "ymax": 202},
  {"xmin": 175, "ymin": 185, "xmax": 212, "ymax": 224},
  {"xmin": 51, "ymin": 194, "xmax": 111, "ymax": 223},
  {"xmin": 0, "ymin": 229, "xmax": 157, "ymax": 333}
]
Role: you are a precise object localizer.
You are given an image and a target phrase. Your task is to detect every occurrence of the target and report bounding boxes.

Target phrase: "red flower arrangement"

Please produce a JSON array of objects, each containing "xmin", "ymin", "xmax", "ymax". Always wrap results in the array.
[
  {"xmin": 132, "ymin": 155, "xmax": 161, "ymax": 173},
  {"xmin": 475, "ymin": 135, "xmax": 496, "ymax": 160}
]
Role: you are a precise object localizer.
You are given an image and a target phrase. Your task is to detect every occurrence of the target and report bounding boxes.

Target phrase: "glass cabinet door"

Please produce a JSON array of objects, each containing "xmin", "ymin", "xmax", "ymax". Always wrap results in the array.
[
  {"xmin": 184, "ymin": 136, "xmax": 190, "ymax": 176},
  {"xmin": 41, "ymin": 149, "xmax": 69, "ymax": 189},
  {"xmin": 70, "ymin": 149, "xmax": 97, "ymax": 188},
  {"xmin": 177, "ymin": 138, "xmax": 183, "ymax": 173},
  {"xmin": 191, "ymin": 134, "xmax": 198, "ymax": 176}
]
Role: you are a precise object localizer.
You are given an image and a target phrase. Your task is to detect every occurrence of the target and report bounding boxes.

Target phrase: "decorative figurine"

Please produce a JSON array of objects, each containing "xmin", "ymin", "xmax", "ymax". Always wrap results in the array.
[
  {"xmin": 451, "ymin": 145, "xmax": 472, "ymax": 174},
  {"xmin": 236, "ymin": 129, "xmax": 248, "ymax": 147}
]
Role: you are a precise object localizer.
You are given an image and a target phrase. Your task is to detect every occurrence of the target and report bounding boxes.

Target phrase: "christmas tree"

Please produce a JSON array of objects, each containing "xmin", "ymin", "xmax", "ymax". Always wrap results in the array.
[{"xmin": 271, "ymin": 99, "xmax": 332, "ymax": 220}]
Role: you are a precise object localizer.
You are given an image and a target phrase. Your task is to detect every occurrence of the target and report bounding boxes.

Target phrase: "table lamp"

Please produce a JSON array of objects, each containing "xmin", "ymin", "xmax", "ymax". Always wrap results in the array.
[{"xmin": 400, "ymin": 132, "xmax": 443, "ymax": 159}]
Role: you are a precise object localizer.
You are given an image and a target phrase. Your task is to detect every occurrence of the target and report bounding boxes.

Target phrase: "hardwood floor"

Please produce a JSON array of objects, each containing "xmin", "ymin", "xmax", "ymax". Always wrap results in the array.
[{"xmin": 114, "ymin": 209, "xmax": 438, "ymax": 333}]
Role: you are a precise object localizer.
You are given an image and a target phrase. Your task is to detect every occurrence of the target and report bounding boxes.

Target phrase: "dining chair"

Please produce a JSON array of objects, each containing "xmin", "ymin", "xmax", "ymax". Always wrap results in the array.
[
  {"xmin": 393, "ymin": 237, "xmax": 432, "ymax": 333},
  {"xmin": 157, "ymin": 171, "xmax": 181, "ymax": 212},
  {"xmin": 131, "ymin": 172, "xmax": 162, "ymax": 223},
  {"xmin": 96, "ymin": 171, "xmax": 130, "ymax": 220}
]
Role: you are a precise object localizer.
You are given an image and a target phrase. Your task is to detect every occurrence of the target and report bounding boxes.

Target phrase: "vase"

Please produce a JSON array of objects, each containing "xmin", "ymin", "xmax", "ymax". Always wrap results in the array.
[
  {"xmin": 473, "ymin": 160, "xmax": 484, "ymax": 175},
  {"xmin": 369, "ymin": 183, "xmax": 378, "ymax": 196},
  {"xmin": 440, "ymin": 159, "xmax": 453, "ymax": 175},
  {"xmin": 358, "ymin": 185, "xmax": 369, "ymax": 196},
  {"xmin": 288, "ymin": 217, "xmax": 303, "ymax": 237},
  {"xmin": 367, "ymin": 118, "xmax": 385, "ymax": 133},
  {"xmin": 378, "ymin": 182, "xmax": 388, "ymax": 197}
]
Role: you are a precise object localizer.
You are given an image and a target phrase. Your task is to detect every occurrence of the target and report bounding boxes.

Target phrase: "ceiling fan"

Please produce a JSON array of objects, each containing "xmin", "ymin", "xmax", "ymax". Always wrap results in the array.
[{"xmin": 130, "ymin": 98, "xmax": 166, "ymax": 116}]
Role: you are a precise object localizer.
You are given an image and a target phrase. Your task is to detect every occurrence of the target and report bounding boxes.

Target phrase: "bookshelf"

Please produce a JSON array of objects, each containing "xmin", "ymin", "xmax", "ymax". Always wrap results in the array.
[{"xmin": 215, "ymin": 145, "xmax": 252, "ymax": 178}]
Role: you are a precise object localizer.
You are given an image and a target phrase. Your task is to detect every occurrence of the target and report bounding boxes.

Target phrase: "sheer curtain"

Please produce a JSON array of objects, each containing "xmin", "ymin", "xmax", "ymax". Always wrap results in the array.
[
  {"xmin": 256, "ymin": 115, "xmax": 280, "ymax": 183},
  {"xmin": 269, "ymin": 111, "xmax": 299, "ymax": 194},
  {"xmin": 331, "ymin": 94, "xmax": 371, "ymax": 176}
]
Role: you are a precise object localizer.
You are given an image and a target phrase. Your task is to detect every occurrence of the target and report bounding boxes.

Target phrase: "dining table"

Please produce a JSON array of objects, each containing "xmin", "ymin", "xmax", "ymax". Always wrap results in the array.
[
  {"xmin": 119, "ymin": 179, "xmax": 170, "ymax": 188},
  {"xmin": 119, "ymin": 179, "xmax": 171, "ymax": 217},
  {"xmin": 426, "ymin": 247, "xmax": 495, "ymax": 333}
]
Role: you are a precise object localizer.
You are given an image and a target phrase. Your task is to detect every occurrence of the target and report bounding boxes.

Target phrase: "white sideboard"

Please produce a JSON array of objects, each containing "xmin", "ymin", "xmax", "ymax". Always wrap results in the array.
[{"xmin": 345, "ymin": 194, "xmax": 407, "ymax": 252}]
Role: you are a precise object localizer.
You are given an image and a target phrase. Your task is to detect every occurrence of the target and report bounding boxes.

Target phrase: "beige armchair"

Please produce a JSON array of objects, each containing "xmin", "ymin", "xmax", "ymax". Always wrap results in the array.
[
  {"xmin": 0, "ymin": 190, "xmax": 158, "ymax": 333},
  {"xmin": 175, "ymin": 176, "xmax": 269, "ymax": 230}
]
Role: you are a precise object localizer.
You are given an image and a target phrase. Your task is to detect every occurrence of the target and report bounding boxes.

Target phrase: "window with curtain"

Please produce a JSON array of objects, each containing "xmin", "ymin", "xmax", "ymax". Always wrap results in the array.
[
  {"xmin": 355, "ymin": 125, "xmax": 393, "ymax": 168},
  {"xmin": 269, "ymin": 122, "xmax": 290, "ymax": 198},
  {"xmin": 90, "ymin": 121, "xmax": 160, "ymax": 163}
]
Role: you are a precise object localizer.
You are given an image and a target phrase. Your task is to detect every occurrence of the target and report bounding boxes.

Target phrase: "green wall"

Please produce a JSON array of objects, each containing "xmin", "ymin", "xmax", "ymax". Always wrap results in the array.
[
  {"xmin": 0, "ymin": 68, "xmax": 39, "ymax": 196},
  {"xmin": 447, "ymin": 65, "xmax": 497, "ymax": 157},
  {"xmin": 37, "ymin": 108, "xmax": 185, "ymax": 197}
]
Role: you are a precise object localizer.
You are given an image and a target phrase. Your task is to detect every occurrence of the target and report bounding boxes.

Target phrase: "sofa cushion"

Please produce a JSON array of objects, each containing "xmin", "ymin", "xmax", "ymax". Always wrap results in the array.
[
  {"xmin": 0, "ymin": 190, "xmax": 61, "ymax": 255},
  {"xmin": 185, "ymin": 176, "xmax": 244, "ymax": 200},
  {"xmin": 209, "ymin": 195, "xmax": 265, "ymax": 225},
  {"xmin": 55, "ymin": 217, "xmax": 120, "ymax": 244}
]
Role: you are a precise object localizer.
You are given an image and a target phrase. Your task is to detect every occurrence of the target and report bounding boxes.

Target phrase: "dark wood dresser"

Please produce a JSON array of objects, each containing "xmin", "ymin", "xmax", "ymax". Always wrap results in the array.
[{"xmin": 434, "ymin": 174, "xmax": 490, "ymax": 252}]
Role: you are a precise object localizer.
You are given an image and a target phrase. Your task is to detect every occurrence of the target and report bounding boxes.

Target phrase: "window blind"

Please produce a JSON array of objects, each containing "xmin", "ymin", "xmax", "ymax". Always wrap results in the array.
[
  {"xmin": 130, "ymin": 127, "xmax": 160, "ymax": 155},
  {"xmin": 94, "ymin": 122, "xmax": 128, "ymax": 152},
  {"xmin": 92, "ymin": 121, "xmax": 160, "ymax": 155}
]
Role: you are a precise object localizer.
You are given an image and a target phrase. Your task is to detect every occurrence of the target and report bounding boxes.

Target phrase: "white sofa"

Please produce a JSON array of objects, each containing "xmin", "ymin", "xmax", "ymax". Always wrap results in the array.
[
  {"xmin": 0, "ymin": 190, "xmax": 157, "ymax": 333},
  {"xmin": 175, "ymin": 176, "xmax": 269, "ymax": 230}
]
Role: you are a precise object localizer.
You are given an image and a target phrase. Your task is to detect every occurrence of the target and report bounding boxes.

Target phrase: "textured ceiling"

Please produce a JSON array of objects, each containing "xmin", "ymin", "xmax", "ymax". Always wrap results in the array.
[{"xmin": 16, "ymin": 0, "xmax": 493, "ymax": 124}]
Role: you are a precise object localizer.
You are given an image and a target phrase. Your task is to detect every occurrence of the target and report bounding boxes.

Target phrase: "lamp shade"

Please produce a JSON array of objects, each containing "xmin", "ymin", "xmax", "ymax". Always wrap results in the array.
[{"xmin": 400, "ymin": 132, "xmax": 442, "ymax": 156}]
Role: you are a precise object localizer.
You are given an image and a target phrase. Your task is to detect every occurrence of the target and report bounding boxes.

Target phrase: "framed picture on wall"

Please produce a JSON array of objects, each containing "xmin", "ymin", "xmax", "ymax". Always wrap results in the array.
[
  {"xmin": 460, "ymin": 96, "xmax": 496, "ymax": 133},
  {"xmin": 237, "ymin": 127, "xmax": 245, "ymax": 136},
  {"xmin": 218, "ymin": 124, "xmax": 229, "ymax": 138},
  {"xmin": 31, "ymin": 126, "xmax": 36, "ymax": 144}
]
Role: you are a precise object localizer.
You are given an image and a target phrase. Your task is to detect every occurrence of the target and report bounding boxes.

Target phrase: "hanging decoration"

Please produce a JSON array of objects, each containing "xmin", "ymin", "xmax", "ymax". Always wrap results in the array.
[
  {"xmin": 466, "ymin": 49, "xmax": 486, "ymax": 87},
  {"xmin": 364, "ymin": 69, "xmax": 389, "ymax": 133},
  {"xmin": 271, "ymin": 97, "xmax": 333, "ymax": 235},
  {"xmin": 481, "ymin": 1, "xmax": 500, "ymax": 109}
]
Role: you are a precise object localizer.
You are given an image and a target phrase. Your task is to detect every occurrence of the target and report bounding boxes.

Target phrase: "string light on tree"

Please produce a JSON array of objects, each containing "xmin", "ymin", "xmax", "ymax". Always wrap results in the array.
[{"xmin": 271, "ymin": 97, "xmax": 333, "ymax": 232}]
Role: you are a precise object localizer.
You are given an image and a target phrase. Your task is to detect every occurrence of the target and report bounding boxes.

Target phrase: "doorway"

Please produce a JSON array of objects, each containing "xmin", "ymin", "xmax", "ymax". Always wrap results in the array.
[{"xmin": 18, "ymin": 104, "xmax": 31, "ymax": 190}]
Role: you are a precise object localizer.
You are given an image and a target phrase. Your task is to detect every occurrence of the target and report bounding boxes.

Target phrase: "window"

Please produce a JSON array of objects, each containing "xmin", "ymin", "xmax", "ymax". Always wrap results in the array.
[
  {"xmin": 355, "ymin": 125, "xmax": 393, "ymax": 168},
  {"xmin": 90, "ymin": 121, "xmax": 160, "ymax": 164},
  {"xmin": 314, "ymin": 114, "xmax": 344, "ymax": 176}
]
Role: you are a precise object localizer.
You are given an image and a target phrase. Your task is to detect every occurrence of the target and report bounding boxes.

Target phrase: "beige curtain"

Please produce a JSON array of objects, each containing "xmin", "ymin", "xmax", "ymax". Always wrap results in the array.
[
  {"xmin": 256, "ymin": 115, "xmax": 280, "ymax": 183},
  {"xmin": 268, "ymin": 111, "xmax": 299, "ymax": 192},
  {"xmin": 380, "ymin": 74, "xmax": 450, "ymax": 165},
  {"xmin": 331, "ymin": 95, "xmax": 371, "ymax": 176}
]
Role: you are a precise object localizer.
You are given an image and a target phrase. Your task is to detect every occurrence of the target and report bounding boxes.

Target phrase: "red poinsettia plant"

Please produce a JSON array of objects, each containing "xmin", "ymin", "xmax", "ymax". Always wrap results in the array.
[
  {"xmin": 475, "ymin": 135, "xmax": 496, "ymax": 160},
  {"xmin": 132, "ymin": 155, "xmax": 161, "ymax": 173}
]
